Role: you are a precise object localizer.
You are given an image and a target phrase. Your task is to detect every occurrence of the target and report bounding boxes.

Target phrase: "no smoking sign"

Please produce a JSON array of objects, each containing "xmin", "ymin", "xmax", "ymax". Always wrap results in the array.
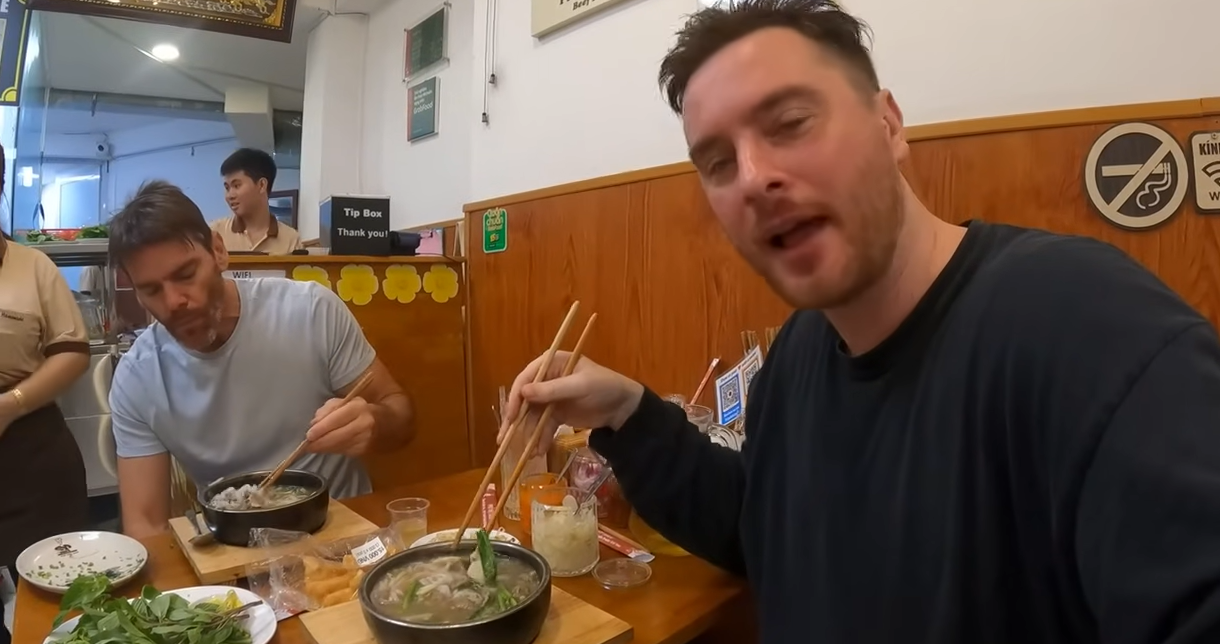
[{"xmin": 1084, "ymin": 122, "xmax": 1189, "ymax": 230}]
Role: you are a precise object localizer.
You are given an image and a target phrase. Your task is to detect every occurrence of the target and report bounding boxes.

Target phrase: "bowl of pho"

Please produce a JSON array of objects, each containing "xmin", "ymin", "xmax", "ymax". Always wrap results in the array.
[
  {"xmin": 200, "ymin": 469, "xmax": 330, "ymax": 547},
  {"xmin": 360, "ymin": 530, "xmax": 551, "ymax": 644}
]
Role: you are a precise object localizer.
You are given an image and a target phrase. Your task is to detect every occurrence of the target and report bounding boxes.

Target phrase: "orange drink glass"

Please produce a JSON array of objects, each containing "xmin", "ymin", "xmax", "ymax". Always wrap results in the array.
[{"xmin": 519, "ymin": 472, "xmax": 566, "ymax": 534}]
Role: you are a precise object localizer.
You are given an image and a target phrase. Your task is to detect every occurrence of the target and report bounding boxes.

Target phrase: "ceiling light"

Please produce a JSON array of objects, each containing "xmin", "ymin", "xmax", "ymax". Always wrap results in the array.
[{"xmin": 151, "ymin": 44, "xmax": 179, "ymax": 62}]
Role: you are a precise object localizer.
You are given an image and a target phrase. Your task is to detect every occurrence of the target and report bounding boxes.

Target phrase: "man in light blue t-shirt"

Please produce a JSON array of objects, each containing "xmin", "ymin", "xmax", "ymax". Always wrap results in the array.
[{"xmin": 106, "ymin": 181, "xmax": 415, "ymax": 540}]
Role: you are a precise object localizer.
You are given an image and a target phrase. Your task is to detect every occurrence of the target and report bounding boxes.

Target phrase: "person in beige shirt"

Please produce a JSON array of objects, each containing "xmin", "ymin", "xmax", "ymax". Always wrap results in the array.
[
  {"xmin": 211, "ymin": 147, "xmax": 302, "ymax": 254},
  {"xmin": 0, "ymin": 225, "xmax": 90, "ymax": 638}
]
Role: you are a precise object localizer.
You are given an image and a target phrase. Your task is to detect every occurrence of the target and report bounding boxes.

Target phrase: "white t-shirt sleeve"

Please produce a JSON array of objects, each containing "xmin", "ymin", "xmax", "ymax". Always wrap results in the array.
[
  {"xmin": 311, "ymin": 283, "xmax": 377, "ymax": 391},
  {"xmin": 109, "ymin": 362, "xmax": 168, "ymax": 458}
]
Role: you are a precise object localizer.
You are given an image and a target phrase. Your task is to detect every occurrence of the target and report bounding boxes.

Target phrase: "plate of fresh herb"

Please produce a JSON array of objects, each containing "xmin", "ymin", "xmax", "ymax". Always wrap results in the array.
[
  {"xmin": 16, "ymin": 531, "xmax": 147, "ymax": 594},
  {"xmin": 44, "ymin": 575, "xmax": 276, "ymax": 644}
]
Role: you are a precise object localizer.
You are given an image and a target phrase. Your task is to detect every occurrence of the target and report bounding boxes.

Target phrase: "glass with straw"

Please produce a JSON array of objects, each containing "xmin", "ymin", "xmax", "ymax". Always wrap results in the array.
[{"xmin": 497, "ymin": 385, "xmax": 546, "ymax": 522}]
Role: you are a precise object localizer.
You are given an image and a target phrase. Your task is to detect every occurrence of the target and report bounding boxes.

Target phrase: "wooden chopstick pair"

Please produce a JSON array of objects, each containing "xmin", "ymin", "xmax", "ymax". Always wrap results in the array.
[
  {"xmin": 452, "ymin": 301, "xmax": 597, "ymax": 548},
  {"xmin": 259, "ymin": 370, "xmax": 376, "ymax": 490}
]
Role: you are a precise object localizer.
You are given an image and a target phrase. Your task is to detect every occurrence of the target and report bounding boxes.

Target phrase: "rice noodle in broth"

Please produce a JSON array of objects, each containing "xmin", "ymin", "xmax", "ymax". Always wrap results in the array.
[
  {"xmin": 369, "ymin": 552, "xmax": 540, "ymax": 624},
  {"xmin": 208, "ymin": 483, "xmax": 314, "ymax": 511}
]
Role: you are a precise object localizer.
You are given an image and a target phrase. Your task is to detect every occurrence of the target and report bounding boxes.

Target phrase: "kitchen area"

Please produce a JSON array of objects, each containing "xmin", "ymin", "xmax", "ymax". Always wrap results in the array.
[{"xmin": 37, "ymin": 238, "xmax": 141, "ymax": 533}]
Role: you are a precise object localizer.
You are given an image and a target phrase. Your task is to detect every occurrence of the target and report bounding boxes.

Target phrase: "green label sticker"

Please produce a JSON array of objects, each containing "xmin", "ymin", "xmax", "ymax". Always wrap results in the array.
[{"xmin": 482, "ymin": 208, "xmax": 507, "ymax": 254}]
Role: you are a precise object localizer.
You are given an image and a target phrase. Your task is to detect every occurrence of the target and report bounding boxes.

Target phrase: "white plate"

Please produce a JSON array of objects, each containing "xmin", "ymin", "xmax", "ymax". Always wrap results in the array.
[
  {"xmin": 44, "ymin": 585, "xmax": 276, "ymax": 644},
  {"xmin": 411, "ymin": 528, "xmax": 520, "ymax": 549},
  {"xmin": 16, "ymin": 532, "xmax": 148, "ymax": 594}
]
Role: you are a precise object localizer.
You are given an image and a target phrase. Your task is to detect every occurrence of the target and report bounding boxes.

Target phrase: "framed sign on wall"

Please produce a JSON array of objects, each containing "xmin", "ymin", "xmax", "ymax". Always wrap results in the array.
[
  {"xmin": 532, "ymin": 0, "xmax": 635, "ymax": 38},
  {"xmin": 30, "ymin": 0, "xmax": 296, "ymax": 42},
  {"xmin": 407, "ymin": 76, "xmax": 440, "ymax": 142},
  {"xmin": 404, "ymin": 3, "xmax": 449, "ymax": 80}
]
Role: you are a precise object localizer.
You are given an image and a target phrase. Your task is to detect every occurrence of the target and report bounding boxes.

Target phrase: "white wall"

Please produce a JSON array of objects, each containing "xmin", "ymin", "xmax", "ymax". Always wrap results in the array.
[
  {"xmin": 468, "ymin": 0, "xmax": 692, "ymax": 203},
  {"xmin": 361, "ymin": 0, "xmax": 473, "ymax": 229},
  {"xmin": 352, "ymin": 0, "xmax": 1220, "ymax": 214},
  {"xmin": 300, "ymin": 14, "xmax": 368, "ymax": 239}
]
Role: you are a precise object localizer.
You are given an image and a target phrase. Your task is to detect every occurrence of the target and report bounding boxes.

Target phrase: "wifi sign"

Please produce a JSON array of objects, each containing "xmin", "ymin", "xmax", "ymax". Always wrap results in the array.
[{"xmin": 1191, "ymin": 132, "xmax": 1220, "ymax": 214}]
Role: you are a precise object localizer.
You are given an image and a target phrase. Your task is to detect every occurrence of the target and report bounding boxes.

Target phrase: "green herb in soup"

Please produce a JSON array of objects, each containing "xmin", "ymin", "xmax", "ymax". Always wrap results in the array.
[
  {"xmin": 53, "ymin": 574, "xmax": 253, "ymax": 644},
  {"xmin": 369, "ymin": 530, "xmax": 541, "ymax": 624}
]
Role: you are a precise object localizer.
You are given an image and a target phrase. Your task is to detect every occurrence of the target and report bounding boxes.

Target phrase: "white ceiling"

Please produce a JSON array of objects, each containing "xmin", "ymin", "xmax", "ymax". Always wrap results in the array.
[{"xmin": 39, "ymin": 7, "xmax": 328, "ymax": 112}]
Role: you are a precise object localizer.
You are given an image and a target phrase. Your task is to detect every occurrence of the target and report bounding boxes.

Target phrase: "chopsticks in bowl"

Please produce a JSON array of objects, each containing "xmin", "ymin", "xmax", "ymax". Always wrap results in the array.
[
  {"xmin": 259, "ymin": 369, "xmax": 376, "ymax": 490},
  {"xmin": 484, "ymin": 312, "xmax": 597, "ymax": 529},
  {"xmin": 451, "ymin": 301, "xmax": 583, "ymax": 548}
]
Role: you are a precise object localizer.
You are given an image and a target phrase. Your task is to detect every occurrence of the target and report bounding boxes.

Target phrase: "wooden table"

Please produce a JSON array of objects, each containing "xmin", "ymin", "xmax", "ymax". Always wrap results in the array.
[{"xmin": 11, "ymin": 469, "xmax": 751, "ymax": 644}]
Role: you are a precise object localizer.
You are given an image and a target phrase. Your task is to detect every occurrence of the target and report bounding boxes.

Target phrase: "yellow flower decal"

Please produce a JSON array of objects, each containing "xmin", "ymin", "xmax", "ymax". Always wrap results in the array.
[
  {"xmin": 383, "ymin": 265, "xmax": 423, "ymax": 304},
  {"xmin": 336, "ymin": 264, "xmax": 380, "ymax": 306},
  {"xmin": 423, "ymin": 264, "xmax": 460, "ymax": 303},
  {"xmin": 291, "ymin": 265, "xmax": 332, "ymax": 290}
]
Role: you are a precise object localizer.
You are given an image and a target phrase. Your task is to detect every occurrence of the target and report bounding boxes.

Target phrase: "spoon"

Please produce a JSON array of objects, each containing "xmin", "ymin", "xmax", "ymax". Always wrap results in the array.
[{"xmin": 185, "ymin": 508, "xmax": 215, "ymax": 547}]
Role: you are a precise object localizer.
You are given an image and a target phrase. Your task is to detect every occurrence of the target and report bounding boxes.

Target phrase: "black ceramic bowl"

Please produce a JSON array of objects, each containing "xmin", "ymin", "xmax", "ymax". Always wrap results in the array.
[
  {"xmin": 359, "ymin": 542, "xmax": 552, "ymax": 644},
  {"xmin": 200, "ymin": 469, "xmax": 330, "ymax": 547}
]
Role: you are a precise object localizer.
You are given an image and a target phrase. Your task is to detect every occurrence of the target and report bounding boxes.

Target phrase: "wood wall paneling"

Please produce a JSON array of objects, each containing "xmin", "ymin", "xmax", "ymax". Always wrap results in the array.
[
  {"xmin": 463, "ymin": 100, "xmax": 1220, "ymax": 469},
  {"xmin": 228, "ymin": 257, "xmax": 474, "ymax": 489},
  {"xmin": 903, "ymin": 113, "xmax": 1220, "ymax": 324},
  {"xmin": 464, "ymin": 175, "xmax": 792, "ymax": 466}
]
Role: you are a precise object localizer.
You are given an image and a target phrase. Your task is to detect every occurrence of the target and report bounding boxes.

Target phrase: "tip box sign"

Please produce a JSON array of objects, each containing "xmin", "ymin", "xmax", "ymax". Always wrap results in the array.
[
  {"xmin": 1190, "ymin": 131, "xmax": 1220, "ymax": 214},
  {"xmin": 320, "ymin": 195, "xmax": 392, "ymax": 256}
]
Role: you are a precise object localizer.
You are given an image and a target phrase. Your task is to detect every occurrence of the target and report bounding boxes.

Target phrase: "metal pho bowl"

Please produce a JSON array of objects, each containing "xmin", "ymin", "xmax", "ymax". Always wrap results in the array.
[
  {"xmin": 359, "ymin": 541, "xmax": 552, "ymax": 644},
  {"xmin": 199, "ymin": 469, "xmax": 330, "ymax": 547}
]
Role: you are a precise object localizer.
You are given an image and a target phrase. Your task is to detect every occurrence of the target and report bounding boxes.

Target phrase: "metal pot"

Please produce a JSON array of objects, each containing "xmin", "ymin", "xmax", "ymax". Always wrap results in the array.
[
  {"xmin": 199, "ymin": 469, "xmax": 330, "ymax": 547},
  {"xmin": 359, "ymin": 542, "xmax": 552, "ymax": 644}
]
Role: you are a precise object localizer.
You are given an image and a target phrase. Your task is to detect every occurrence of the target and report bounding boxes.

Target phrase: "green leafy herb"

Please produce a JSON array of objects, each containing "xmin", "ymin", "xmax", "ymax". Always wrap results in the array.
[
  {"xmin": 470, "ymin": 584, "xmax": 518, "ymax": 620},
  {"xmin": 401, "ymin": 579, "xmax": 421, "ymax": 610},
  {"xmin": 24, "ymin": 230, "xmax": 63, "ymax": 244},
  {"xmin": 475, "ymin": 529, "xmax": 497, "ymax": 585},
  {"xmin": 78, "ymin": 225, "xmax": 109, "ymax": 239},
  {"xmin": 52, "ymin": 574, "xmax": 253, "ymax": 644}
]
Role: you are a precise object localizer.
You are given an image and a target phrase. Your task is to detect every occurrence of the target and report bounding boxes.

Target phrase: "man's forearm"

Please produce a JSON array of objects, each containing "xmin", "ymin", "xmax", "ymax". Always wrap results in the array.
[
  {"xmin": 590, "ymin": 387, "xmax": 748, "ymax": 575},
  {"xmin": 370, "ymin": 392, "xmax": 415, "ymax": 450}
]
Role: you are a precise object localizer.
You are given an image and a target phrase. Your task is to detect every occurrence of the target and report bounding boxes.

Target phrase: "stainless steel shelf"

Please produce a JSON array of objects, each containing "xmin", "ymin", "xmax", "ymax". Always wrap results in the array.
[{"xmin": 32, "ymin": 241, "xmax": 110, "ymax": 267}]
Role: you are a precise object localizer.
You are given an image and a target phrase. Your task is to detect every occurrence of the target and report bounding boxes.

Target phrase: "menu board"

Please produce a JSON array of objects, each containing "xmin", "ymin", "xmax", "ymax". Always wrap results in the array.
[{"xmin": 404, "ymin": 5, "xmax": 447, "ymax": 79}]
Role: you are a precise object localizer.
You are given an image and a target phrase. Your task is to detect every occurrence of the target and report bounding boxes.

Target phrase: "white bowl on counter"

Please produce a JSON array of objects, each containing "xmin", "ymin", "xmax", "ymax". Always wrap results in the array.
[{"xmin": 410, "ymin": 527, "xmax": 520, "ymax": 549}]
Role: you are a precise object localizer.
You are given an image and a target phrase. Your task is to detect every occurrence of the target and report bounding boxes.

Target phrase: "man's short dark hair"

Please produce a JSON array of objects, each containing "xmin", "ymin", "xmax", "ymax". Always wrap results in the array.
[
  {"xmin": 108, "ymin": 180, "xmax": 213, "ymax": 269},
  {"xmin": 659, "ymin": 0, "xmax": 879, "ymax": 115},
  {"xmin": 220, "ymin": 147, "xmax": 278, "ymax": 192}
]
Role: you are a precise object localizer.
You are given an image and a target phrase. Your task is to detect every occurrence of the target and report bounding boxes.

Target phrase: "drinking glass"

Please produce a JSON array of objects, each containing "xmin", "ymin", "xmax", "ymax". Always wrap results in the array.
[
  {"xmin": 500, "ymin": 427, "xmax": 546, "ymax": 521},
  {"xmin": 531, "ymin": 485, "xmax": 599, "ymax": 577},
  {"xmin": 518, "ymin": 472, "xmax": 566, "ymax": 535},
  {"xmin": 386, "ymin": 497, "xmax": 429, "ymax": 548},
  {"xmin": 685, "ymin": 404, "xmax": 714, "ymax": 433}
]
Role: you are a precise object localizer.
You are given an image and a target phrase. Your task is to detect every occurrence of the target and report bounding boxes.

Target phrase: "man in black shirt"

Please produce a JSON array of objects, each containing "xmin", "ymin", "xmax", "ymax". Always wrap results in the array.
[{"xmin": 500, "ymin": 1, "xmax": 1220, "ymax": 642}]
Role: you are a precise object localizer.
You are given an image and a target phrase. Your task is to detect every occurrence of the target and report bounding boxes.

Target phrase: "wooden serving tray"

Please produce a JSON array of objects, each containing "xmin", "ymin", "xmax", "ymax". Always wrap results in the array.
[
  {"xmin": 300, "ymin": 585, "xmax": 633, "ymax": 644},
  {"xmin": 169, "ymin": 499, "xmax": 379, "ymax": 584}
]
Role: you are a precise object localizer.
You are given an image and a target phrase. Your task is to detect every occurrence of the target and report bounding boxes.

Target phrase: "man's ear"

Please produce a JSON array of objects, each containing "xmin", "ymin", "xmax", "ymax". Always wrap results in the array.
[
  {"xmin": 877, "ymin": 89, "xmax": 909, "ymax": 164},
  {"xmin": 211, "ymin": 231, "xmax": 230, "ymax": 270}
]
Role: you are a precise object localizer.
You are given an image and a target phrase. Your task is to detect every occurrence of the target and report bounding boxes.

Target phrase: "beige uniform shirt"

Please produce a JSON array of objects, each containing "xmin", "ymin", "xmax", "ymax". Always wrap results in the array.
[
  {"xmin": 0, "ymin": 236, "xmax": 90, "ymax": 389},
  {"xmin": 211, "ymin": 215, "xmax": 303, "ymax": 255}
]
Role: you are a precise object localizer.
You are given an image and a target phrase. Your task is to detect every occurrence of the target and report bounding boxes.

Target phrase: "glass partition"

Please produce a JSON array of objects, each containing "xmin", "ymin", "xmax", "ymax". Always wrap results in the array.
[{"xmin": 12, "ymin": 11, "xmax": 46, "ymax": 233}]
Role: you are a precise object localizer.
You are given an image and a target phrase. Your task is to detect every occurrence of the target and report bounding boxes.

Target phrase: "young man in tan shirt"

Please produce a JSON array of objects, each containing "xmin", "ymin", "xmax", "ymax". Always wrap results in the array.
[{"xmin": 211, "ymin": 148, "xmax": 303, "ymax": 254}]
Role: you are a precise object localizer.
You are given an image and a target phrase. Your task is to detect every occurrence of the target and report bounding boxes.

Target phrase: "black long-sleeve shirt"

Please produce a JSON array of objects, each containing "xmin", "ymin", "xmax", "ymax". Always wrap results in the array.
[{"xmin": 590, "ymin": 222, "xmax": 1220, "ymax": 644}]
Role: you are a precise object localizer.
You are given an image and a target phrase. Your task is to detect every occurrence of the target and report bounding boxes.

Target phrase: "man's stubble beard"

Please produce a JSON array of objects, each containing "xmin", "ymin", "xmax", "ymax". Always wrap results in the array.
[
  {"xmin": 750, "ymin": 157, "xmax": 905, "ymax": 311},
  {"xmin": 166, "ymin": 272, "xmax": 227, "ymax": 351}
]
